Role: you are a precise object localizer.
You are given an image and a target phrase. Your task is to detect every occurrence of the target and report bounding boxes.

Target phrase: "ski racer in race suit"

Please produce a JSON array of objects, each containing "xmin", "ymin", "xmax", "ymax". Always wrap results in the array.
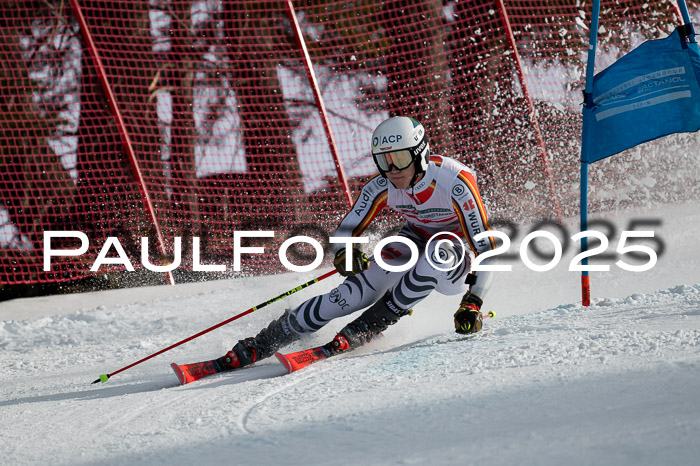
[{"xmin": 218, "ymin": 116, "xmax": 497, "ymax": 370}]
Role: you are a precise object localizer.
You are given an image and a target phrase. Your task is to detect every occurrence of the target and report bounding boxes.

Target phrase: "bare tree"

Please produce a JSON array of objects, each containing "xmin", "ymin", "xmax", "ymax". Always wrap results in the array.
[
  {"xmin": 0, "ymin": 2, "xmax": 76, "ymax": 256},
  {"xmin": 223, "ymin": 1, "xmax": 308, "ymax": 232},
  {"xmin": 149, "ymin": 0, "xmax": 200, "ymax": 245},
  {"xmin": 380, "ymin": 0, "xmax": 455, "ymax": 156},
  {"xmin": 74, "ymin": 40, "xmax": 144, "ymax": 243}
]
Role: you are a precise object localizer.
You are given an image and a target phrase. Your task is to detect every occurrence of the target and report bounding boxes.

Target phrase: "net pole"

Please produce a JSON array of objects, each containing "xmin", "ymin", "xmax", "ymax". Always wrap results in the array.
[
  {"xmin": 284, "ymin": 0, "xmax": 354, "ymax": 209},
  {"xmin": 69, "ymin": 0, "xmax": 175, "ymax": 285},
  {"xmin": 494, "ymin": 0, "xmax": 562, "ymax": 222},
  {"xmin": 579, "ymin": 0, "xmax": 601, "ymax": 307},
  {"xmin": 676, "ymin": 0, "xmax": 694, "ymax": 28}
]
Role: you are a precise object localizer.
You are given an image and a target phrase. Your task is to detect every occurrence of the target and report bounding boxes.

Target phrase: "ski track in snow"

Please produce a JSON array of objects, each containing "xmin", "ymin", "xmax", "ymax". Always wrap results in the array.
[{"xmin": 1, "ymin": 201, "xmax": 700, "ymax": 465}]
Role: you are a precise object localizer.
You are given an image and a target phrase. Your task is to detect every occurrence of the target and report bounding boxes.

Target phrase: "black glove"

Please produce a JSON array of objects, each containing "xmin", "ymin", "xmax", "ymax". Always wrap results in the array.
[
  {"xmin": 334, "ymin": 247, "xmax": 369, "ymax": 277},
  {"xmin": 454, "ymin": 292, "xmax": 484, "ymax": 334}
]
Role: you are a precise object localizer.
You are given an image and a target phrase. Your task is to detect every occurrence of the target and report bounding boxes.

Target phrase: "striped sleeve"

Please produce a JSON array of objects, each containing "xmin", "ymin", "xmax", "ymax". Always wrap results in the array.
[
  {"xmin": 451, "ymin": 169, "xmax": 495, "ymax": 255},
  {"xmin": 331, "ymin": 175, "xmax": 389, "ymax": 254}
]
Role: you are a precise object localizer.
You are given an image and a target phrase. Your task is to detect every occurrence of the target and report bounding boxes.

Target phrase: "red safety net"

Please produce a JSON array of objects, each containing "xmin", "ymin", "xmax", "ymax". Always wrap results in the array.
[{"xmin": 1, "ymin": 0, "xmax": 698, "ymax": 285}]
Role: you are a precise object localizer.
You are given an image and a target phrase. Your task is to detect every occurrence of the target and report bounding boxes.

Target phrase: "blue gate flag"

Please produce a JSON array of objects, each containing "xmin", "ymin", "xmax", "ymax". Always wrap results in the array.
[{"xmin": 582, "ymin": 27, "xmax": 700, "ymax": 163}]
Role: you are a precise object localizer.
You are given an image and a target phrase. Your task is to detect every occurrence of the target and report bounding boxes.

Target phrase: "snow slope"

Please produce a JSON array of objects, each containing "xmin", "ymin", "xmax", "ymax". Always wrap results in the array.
[{"xmin": 1, "ymin": 201, "xmax": 699, "ymax": 466}]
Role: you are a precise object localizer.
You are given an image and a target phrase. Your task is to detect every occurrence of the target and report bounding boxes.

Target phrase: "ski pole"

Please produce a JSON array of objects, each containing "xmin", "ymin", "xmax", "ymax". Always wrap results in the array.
[{"xmin": 92, "ymin": 269, "xmax": 339, "ymax": 384}]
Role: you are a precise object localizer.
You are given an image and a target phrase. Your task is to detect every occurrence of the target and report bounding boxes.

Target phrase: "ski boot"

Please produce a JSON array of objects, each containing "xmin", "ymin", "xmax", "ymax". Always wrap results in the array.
[
  {"xmin": 216, "ymin": 312, "xmax": 300, "ymax": 371},
  {"xmin": 323, "ymin": 290, "xmax": 411, "ymax": 356}
]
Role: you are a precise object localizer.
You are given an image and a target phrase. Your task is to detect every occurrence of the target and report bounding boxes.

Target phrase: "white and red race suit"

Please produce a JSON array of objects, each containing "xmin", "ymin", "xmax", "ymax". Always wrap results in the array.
[{"xmin": 285, "ymin": 155, "xmax": 496, "ymax": 335}]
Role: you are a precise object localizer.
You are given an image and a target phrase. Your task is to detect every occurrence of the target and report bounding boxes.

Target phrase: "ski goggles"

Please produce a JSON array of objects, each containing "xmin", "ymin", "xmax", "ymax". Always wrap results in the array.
[{"xmin": 373, "ymin": 150, "xmax": 414, "ymax": 172}]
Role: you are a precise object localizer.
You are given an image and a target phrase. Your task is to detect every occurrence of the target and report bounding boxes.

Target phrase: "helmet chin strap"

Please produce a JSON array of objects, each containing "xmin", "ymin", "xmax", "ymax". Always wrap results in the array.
[
  {"xmin": 409, "ymin": 169, "xmax": 425, "ymax": 189},
  {"xmin": 408, "ymin": 172, "xmax": 425, "ymax": 188}
]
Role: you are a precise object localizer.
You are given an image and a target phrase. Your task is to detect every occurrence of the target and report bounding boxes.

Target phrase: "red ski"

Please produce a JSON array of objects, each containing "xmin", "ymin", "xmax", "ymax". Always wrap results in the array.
[
  {"xmin": 171, "ymin": 338, "xmax": 343, "ymax": 384},
  {"xmin": 171, "ymin": 360, "xmax": 225, "ymax": 385},
  {"xmin": 275, "ymin": 346, "xmax": 332, "ymax": 374},
  {"xmin": 171, "ymin": 344, "xmax": 332, "ymax": 385},
  {"xmin": 170, "ymin": 348, "xmax": 326, "ymax": 385},
  {"xmin": 276, "ymin": 331, "xmax": 387, "ymax": 373},
  {"xmin": 170, "ymin": 317, "xmax": 495, "ymax": 384}
]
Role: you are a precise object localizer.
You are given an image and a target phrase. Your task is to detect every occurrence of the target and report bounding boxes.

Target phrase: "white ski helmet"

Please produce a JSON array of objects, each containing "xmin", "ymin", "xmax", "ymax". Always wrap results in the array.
[{"xmin": 371, "ymin": 116, "xmax": 430, "ymax": 185}]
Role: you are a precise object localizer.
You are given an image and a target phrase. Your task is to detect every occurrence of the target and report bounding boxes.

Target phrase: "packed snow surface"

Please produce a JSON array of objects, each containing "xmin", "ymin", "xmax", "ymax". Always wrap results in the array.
[{"xmin": 1, "ymin": 201, "xmax": 699, "ymax": 465}]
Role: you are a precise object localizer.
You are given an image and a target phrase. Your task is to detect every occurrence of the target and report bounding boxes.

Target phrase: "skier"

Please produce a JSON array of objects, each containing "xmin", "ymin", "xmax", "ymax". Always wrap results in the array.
[{"xmin": 217, "ymin": 116, "xmax": 497, "ymax": 370}]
